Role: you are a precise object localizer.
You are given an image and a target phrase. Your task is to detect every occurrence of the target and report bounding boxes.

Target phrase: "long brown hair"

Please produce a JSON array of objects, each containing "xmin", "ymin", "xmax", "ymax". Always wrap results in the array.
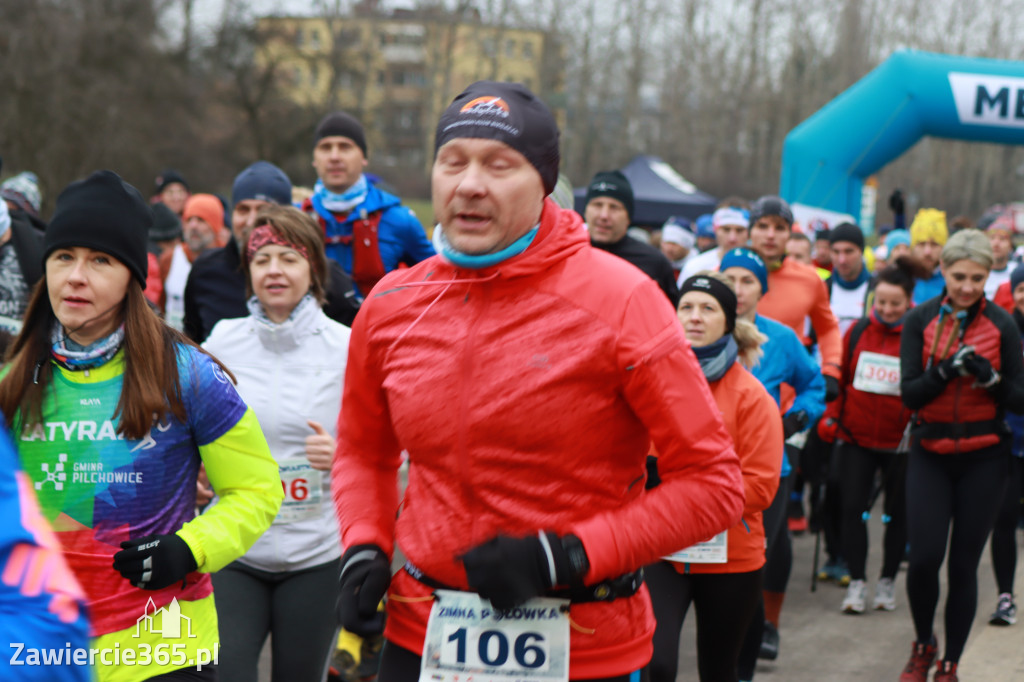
[{"xmin": 0, "ymin": 279, "xmax": 235, "ymax": 441}]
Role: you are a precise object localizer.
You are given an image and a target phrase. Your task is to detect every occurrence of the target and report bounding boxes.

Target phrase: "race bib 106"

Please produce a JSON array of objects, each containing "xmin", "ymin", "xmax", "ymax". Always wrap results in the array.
[
  {"xmin": 852, "ymin": 351, "xmax": 901, "ymax": 396},
  {"xmin": 421, "ymin": 590, "xmax": 570, "ymax": 682},
  {"xmin": 276, "ymin": 460, "xmax": 322, "ymax": 523}
]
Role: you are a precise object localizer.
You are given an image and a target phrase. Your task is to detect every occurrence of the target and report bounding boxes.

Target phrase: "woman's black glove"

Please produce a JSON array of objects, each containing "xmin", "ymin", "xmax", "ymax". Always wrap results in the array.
[
  {"xmin": 113, "ymin": 534, "xmax": 197, "ymax": 590},
  {"xmin": 337, "ymin": 544, "xmax": 391, "ymax": 636},
  {"xmin": 934, "ymin": 345, "xmax": 975, "ymax": 381},
  {"xmin": 783, "ymin": 410, "xmax": 810, "ymax": 438},
  {"xmin": 461, "ymin": 532, "xmax": 589, "ymax": 610},
  {"xmin": 961, "ymin": 352, "xmax": 1000, "ymax": 388},
  {"xmin": 824, "ymin": 376, "xmax": 840, "ymax": 403}
]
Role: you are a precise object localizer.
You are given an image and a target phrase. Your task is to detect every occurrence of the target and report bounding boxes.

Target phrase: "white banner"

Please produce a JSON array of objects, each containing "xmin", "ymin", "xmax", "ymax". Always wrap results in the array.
[{"xmin": 948, "ymin": 72, "xmax": 1024, "ymax": 129}]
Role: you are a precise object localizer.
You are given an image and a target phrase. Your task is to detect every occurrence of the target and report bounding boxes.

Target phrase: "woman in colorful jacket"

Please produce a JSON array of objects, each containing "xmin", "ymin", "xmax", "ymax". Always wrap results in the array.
[
  {"xmin": 818, "ymin": 257, "xmax": 926, "ymax": 615},
  {"xmin": 647, "ymin": 273, "xmax": 783, "ymax": 682},
  {"xmin": 898, "ymin": 230, "xmax": 1024, "ymax": 682},
  {"xmin": 203, "ymin": 206, "xmax": 351, "ymax": 682},
  {"xmin": 0, "ymin": 171, "xmax": 283, "ymax": 682}
]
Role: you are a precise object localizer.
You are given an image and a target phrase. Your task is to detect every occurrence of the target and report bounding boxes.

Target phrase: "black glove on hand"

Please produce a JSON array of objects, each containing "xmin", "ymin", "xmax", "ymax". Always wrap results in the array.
[
  {"xmin": 337, "ymin": 544, "xmax": 391, "ymax": 637},
  {"xmin": 934, "ymin": 345, "xmax": 975, "ymax": 381},
  {"xmin": 645, "ymin": 455, "xmax": 661, "ymax": 490},
  {"xmin": 961, "ymin": 352, "xmax": 1000, "ymax": 388},
  {"xmin": 112, "ymin": 534, "xmax": 197, "ymax": 590},
  {"xmin": 889, "ymin": 189, "xmax": 904, "ymax": 214},
  {"xmin": 783, "ymin": 410, "xmax": 810, "ymax": 438},
  {"xmin": 824, "ymin": 376, "xmax": 840, "ymax": 403},
  {"xmin": 461, "ymin": 533, "xmax": 589, "ymax": 611}
]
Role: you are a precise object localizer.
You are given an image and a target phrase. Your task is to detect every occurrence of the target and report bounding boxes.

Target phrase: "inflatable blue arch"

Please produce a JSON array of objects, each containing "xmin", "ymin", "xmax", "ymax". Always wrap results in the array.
[{"xmin": 780, "ymin": 50, "xmax": 1024, "ymax": 224}]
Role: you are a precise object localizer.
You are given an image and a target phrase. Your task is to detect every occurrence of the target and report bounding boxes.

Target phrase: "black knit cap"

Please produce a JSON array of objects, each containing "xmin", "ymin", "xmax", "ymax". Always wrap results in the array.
[
  {"xmin": 749, "ymin": 195, "xmax": 794, "ymax": 227},
  {"xmin": 435, "ymin": 80, "xmax": 560, "ymax": 195},
  {"xmin": 45, "ymin": 170, "xmax": 151, "ymax": 286},
  {"xmin": 680, "ymin": 274, "xmax": 738, "ymax": 333},
  {"xmin": 585, "ymin": 170, "xmax": 634, "ymax": 219},
  {"xmin": 155, "ymin": 168, "xmax": 189, "ymax": 194},
  {"xmin": 314, "ymin": 112, "xmax": 368, "ymax": 157},
  {"xmin": 149, "ymin": 202, "xmax": 183, "ymax": 242},
  {"xmin": 829, "ymin": 222, "xmax": 865, "ymax": 251}
]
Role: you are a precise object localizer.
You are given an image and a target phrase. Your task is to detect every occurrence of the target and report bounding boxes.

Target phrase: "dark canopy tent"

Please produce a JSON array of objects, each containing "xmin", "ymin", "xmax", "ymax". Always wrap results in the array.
[{"xmin": 574, "ymin": 155, "xmax": 717, "ymax": 227}]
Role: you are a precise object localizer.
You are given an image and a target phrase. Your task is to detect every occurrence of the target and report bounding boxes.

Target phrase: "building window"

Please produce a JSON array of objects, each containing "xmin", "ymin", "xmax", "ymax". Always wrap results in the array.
[
  {"xmin": 377, "ymin": 70, "xmax": 386, "ymax": 86},
  {"xmin": 295, "ymin": 27, "xmax": 304, "ymax": 48},
  {"xmin": 310, "ymin": 62, "xmax": 319, "ymax": 86},
  {"xmin": 310, "ymin": 29, "xmax": 321, "ymax": 50},
  {"xmin": 506, "ymin": 39, "xmax": 516, "ymax": 58},
  {"xmin": 523, "ymin": 41, "xmax": 534, "ymax": 58},
  {"xmin": 482, "ymin": 38, "xmax": 496, "ymax": 57}
]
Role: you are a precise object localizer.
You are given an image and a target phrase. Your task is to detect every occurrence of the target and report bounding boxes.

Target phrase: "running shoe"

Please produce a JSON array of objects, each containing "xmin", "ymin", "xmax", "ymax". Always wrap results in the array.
[
  {"xmin": 841, "ymin": 579, "xmax": 866, "ymax": 614},
  {"xmin": 873, "ymin": 577, "xmax": 897, "ymax": 611},
  {"xmin": 758, "ymin": 621, "xmax": 779, "ymax": 661},
  {"xmin": 989, "ymin": 593, "xmax": 1017, "ymax": 626},
  {"xmin": 817, "ymin": 558, "xmax": 851, "ymax": 586},
  {"xmin": 898, "ymin": 637, "xmax": 937, "ymax": 682},
  {"xmin": 933, "ymin": 660, "xmax": 958, "ymax": 682}
]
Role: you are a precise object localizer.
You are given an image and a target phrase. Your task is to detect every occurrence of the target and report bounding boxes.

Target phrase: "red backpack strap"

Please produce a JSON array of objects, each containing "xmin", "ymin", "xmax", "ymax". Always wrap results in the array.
[{"xmin": 350, "ymin": 209, "xmax": 387, "ymax": 294}]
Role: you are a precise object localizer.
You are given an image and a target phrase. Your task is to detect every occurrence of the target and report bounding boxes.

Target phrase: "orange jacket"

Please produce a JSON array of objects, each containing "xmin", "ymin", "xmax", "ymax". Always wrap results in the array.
[
  {"xmin": 758, "ymin": 258, "xmax": 842, "ymax": 379},
  {"xmin": 670, "ymin": 362, "xmax": 782, "ymax": 574},
  {"xmin": 332, "ymin": 200, "xmax": 744, "ymax": 678}
]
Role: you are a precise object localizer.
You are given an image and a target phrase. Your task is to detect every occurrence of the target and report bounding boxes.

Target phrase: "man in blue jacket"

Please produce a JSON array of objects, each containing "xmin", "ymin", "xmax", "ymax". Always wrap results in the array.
[{"xmin": 302, "ymin": 112, "xmax": 435, "ymax": 299}]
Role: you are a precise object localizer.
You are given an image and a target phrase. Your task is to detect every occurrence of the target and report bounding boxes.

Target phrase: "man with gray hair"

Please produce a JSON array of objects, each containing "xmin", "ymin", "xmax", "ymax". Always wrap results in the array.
[{"xmin": 332, "ymin": 81, "xmax": 743, "ymax": 681}]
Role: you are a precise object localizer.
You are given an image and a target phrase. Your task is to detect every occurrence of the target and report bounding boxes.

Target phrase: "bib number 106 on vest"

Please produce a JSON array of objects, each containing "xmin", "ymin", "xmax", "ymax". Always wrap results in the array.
[{"xmin": 442, "ymin": 626, "xmax": 547, "ymax": 669}]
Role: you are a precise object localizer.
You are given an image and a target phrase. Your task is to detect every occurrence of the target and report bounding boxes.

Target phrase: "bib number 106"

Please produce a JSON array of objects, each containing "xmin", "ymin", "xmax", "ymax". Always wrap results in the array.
[{"xmin": 442, "ymin": 627, "xmax": 548, "ymax": 670}]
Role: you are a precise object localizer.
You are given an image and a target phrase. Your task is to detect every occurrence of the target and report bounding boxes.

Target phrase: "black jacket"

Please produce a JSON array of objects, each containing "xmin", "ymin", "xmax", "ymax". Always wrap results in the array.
[
  {"xmin": 183, "ymin": 237, "xmax": 360, "ymax": 342},
  {"xmin": 592, "ymin": 235, "xmax": 680, "ymax": 307},
  {"xmin": 9, "ymin": 214, "xmax": 44, "ymax": 286}
]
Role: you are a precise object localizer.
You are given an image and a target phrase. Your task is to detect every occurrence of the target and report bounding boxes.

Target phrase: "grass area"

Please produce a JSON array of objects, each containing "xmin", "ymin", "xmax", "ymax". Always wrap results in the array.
[{"xmin": 405, "ymin": 198, "xmax": 435, "ymax": 237}]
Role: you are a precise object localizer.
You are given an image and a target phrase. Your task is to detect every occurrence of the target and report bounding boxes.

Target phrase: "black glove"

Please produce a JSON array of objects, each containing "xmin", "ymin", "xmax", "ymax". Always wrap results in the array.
[
  {"xmin": 934, "ymin": 345, "xmax": 975, "ymax": 381},
  {"xmin": 461, "ymin": 533, "xmax": 589, "ymax": 610},
  {"xmin": 783, "ymin": 410, "xmax": 810, "ymax": 438},
  {"xmin": 112, "ymin": 534, "xmax": 197, "ymax": 590},
  {"xmin": 645, "ymin": 455, "xmax": 661, "ymax": 490},
  {"xmin": 824, "ymin": 376, "xmax": 840, "ymax": 403},
  {"xmin": 961, "ymin": 352, "xmax": 1000, "ymax": 388},
  {"xmin": 889, "ymin": 189, "xmax": 904, "ymax": 214},
  {"xmin": 337, "ymin": 544, "xmax": 391, "ymax": 637}
]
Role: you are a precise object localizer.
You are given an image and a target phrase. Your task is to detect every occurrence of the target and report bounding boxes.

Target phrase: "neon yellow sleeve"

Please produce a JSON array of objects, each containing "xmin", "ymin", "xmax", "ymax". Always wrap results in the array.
[{"xmin": 176, "ymin": 408, "xmax": 283, "ymax": 572}]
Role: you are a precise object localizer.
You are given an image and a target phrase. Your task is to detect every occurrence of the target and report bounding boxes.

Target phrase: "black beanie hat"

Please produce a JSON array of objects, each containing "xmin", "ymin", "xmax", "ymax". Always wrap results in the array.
[
  {"xmin": 829, "ymin": 222, "xmax": 865, "ymax": 251},
  {"xmin": 314, "ymin": 112, "xmax": 368, "ymax": 157},
  {"xmin": 586, "ymin": 170, "xmax": 634, "ymax": 220},
  {"xmin": 155, "ymin": 168, "xmax": 189, "ymax": 194},
  {"xmin": 435, "ymin": 81, "xmax": 560, "ymax": 195},
  {"xmin": 749, "ymin": 195, "xmax": 794, "ymax": 227},
  {"xmin": 45, "ymin": 170, "xmax": 151, "ymax": 286},
  {"xmin": 149, "ymin": 202, "xmax": 183, "ymax": 242},
  {"xmin": 680, "ymin": 274, "xmax": 738, "ymax": 333}
]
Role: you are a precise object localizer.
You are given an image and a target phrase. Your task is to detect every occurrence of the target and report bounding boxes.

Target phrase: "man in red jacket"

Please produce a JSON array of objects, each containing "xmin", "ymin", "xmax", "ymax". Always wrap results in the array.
[{"xmin": 331, "ymin": 81, "xmax": 744, "ymax": 682}]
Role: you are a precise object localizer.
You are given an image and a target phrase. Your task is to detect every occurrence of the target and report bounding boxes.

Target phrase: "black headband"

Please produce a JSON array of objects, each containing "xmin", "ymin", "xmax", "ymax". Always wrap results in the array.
[{"xmin": 679, "ymin": 275, "xmax": 738, "ymax": 333}]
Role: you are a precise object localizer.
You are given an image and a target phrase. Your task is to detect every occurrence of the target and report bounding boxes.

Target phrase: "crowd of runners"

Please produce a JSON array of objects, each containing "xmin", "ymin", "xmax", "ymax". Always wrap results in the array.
[{"xmin": 0, "ymin": 79, "xmax": 1021, "ymax": 682}]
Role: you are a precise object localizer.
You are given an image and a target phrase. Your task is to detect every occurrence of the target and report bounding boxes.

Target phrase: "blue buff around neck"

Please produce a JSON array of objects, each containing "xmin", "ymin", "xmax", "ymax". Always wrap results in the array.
[{"xmin": 438, "ymin": 225, "xmax": 540, "ymax": 269}]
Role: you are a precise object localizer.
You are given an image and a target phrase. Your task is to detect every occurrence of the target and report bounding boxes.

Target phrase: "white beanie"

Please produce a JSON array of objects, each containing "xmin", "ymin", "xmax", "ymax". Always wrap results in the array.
[
  {"xmin": 662, "ymin": 223, "xmax": 695, "ymax": 249},
  {"xmin": 712, "ymin": 207, "xmax": 749, "ymax": 230}
]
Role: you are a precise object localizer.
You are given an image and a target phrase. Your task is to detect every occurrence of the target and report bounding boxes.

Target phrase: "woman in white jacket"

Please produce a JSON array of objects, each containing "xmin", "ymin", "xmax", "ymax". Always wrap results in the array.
[{"xmin": 203, "ymin": 205, "xmax": 351, "ymax": 682}]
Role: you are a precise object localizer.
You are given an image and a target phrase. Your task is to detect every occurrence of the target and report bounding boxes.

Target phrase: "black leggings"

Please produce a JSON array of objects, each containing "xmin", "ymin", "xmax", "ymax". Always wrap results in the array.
[
  {"xmin": 991, "ymin": 456, "xmax": 1024, "ymax": 594},
  {"xmin": 838, "ymin": 443, "xmax": 907, "ymax": 581},
  {"xmin": 212, "ymin": 558, "xmax": 341, "ymax": 682},
  {"xmin": 647, "ymin": 563, "xmax": 762, "ymax": 682},
  {"xmin": 377, "ymin": 640, "xmax": 649, "ymax": 682},
  {"xmin": 906, "ymin": 441, "xmax": 1009, "ymax": 663}
]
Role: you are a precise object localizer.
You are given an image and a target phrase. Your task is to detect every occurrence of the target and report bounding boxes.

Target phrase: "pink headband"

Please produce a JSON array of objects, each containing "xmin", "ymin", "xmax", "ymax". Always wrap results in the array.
[{"xmin": 246, "ymin": 224, "xmax": 309, "ymax": 263}]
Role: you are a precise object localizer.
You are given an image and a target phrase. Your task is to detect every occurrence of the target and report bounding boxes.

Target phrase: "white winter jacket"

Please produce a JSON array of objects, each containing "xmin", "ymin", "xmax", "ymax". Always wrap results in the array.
[{"xmin": 203, "ymin": 298, "xmax": 350, "ymax": 572}]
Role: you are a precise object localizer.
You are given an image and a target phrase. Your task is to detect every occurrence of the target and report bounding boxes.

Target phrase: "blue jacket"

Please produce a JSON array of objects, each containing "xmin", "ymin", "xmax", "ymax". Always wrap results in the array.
[
  {"xmin": 912, "ymin": 268, "xmax": 945, "ymax": 305},
  {"xmin": 308, "ymin": 184, "xmax": 435, "ymax": 298}
]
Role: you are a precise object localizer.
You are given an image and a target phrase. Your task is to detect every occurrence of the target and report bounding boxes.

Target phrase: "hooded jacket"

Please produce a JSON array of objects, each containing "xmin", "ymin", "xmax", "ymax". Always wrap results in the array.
[
  {"xmin": 332, "ymin": 200, "xmax": 744, "ymax": 678},
  {"xmin": 203, "ymin": 299, "xmax": 350, "ymax": 572}
]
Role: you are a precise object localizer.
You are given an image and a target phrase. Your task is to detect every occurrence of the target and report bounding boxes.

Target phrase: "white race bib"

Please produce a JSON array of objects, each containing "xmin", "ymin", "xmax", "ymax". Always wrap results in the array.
[
  {"xmin": 663, "ymin": 531, "xmax": 728, "ymax": 564},
  {"xmin": 277, "ymin": 460, "xmax": 322, "ymax": 522},
  {"xmin": 421, "ymin": 590, "xmax": 570, "ymax": 682},
  {"xmin": 852, "ymin": 351, "xmax": 901, "ymax": 396}
]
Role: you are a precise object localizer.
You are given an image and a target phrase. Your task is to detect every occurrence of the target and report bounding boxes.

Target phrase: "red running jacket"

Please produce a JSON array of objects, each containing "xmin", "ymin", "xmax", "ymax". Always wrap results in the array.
[
  {"xmin": 332, "ymin": 200, "xmax": 744, "ymax": 678},
  {"xmin": 820, "ymin": 310, "xmax": 910, "ymax": 450}
]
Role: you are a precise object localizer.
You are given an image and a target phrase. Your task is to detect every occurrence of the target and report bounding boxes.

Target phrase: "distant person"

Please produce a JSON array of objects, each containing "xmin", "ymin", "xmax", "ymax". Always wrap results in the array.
[
  {"xmin": 886, "ymin": 229, "xmax": 912, "ymax": 261},
  {"xmin": 694, "ymin": 213, "xmax": 716, "ymax": 253},
  {"xmin": 583, "ymin": 170, "xmax": 680, "ymax": 305},
  {"xmin": 659, "ymin": 216, "xmax": 696, "ymax": 279},
  {"xmin": 826, "ymin": 223, "xmax": 874, "ymax": 335},
  {"xmin": 678, "ymin": 206, "xmax": 750, "ymax": 284},
  {"xmin": 153, "ymin": 168, "xmax": 190, "ymax": 217},
  {"xmin": 1, "ymin": 170, "xmax": 45, "ymax": 232},
  {"xmin": 811, "ymin": 221, "xmax": 833, "ymax": 272},
  {"xmin": 785, "ymin": 231, "xmax": 814, "ymax": 267},
  {"xmin": 301, "ymin": 111, "xmax": 434, "ymax": 299},
  {"xmin": 160, "ymin": 193, "xmax": 226, "ymax": 330},
  {"xmin": 982, "ymin": 213, "xmax": 1014, "ymax": 299},
  {"xmin": 909, "ymin": 208, "xmax": 948, "ymax": 304},
  {"xmin": 0, "ymin": 193, "xmax": 43, "ymax": 334}
]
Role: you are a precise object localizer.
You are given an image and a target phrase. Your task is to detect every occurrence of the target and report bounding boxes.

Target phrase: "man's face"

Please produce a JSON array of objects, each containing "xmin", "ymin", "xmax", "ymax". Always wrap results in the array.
[
  {"xmin": 913, "ymin": 239, "xmax": 943, "ymax": 271},
  {"xmin": 312, "ymin": 135, "xmax": 368, "ymax": 194},
  {"xmin": 988, "ymin": 230, "xmax": 1013, "ymax": 268},
  {"xmin": 830, "ymin": 242, "xmax": 863, "ymax": 281},
  {"xmin": 716, "ymin": 224, "xmax": 748, "ymax": 252},
  {"xmin": 661, "ymin": 241, "xmax": 688, "ymax": 262},
  {"xmin": 585, "ymin": 197, "xmax": 630, "ymax": 245},
  {"xmin": 232, "ymin": 199, "xmax": 271, "ymax": 245},
  {"xmin": 432, "ymin": 138, "xmax": 545, "ymax": 256},
  {"xmin": 160, "ymin": 183, "xmax": 188, "ymax": 216},
  {"xmin": 185, "ymin": 216, "xmax": 217, "ymax": 254},
  {"xmin": 1013, "ymin": 281, "xmax": 1024, "ymax": 316},
  {"xmin": 786, "ymin": 237, "xmax": 812, "ymax": 265},
  {"xmin": 749, "ymin": 215, "xmax": 791, "ymax": 262},
  {"xmin": 814, "ymin": 238, "xmax": 832, "ymax": 266}
]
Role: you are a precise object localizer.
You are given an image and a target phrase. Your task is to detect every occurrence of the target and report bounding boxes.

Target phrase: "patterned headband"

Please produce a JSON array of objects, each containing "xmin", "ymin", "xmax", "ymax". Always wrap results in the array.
[{"xmin": 246, "ymin": 224, "xmax": 309, "ymax": 263}]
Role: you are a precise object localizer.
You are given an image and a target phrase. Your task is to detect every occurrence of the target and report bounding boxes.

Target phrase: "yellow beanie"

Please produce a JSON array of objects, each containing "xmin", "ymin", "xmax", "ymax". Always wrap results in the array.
[{"xmin": 910, "ymin": 208, "xmax": 948, "ymax": 246}]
